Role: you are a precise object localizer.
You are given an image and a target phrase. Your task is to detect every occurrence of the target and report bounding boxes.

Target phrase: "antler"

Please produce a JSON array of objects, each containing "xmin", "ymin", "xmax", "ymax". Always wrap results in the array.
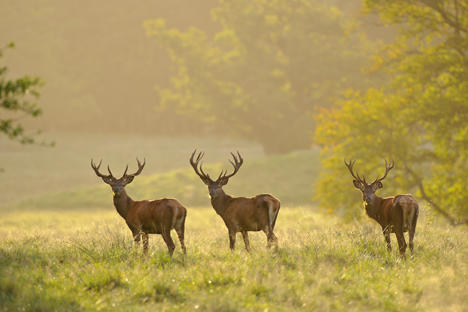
[
  {"xmin": 344, "ymin": 159, "xmax": 365, "ymax": 184},
  {"xmin": 189, "ymin": 150, "xmax": 212, "ymax": 182},
  {"xmin": 373, "ymin": 159, "xmax": 394, "ymax": 184},
  {"xmin": 122, "ymin": 158, "xmax": 146, "ymax": 179},
  {"xmin": 91, "ymin": 159, "xmax": 115, "ymax": 182},
  {"xmin": 219, "ymin": 151, "xmax": 243, "ymax": 180}
]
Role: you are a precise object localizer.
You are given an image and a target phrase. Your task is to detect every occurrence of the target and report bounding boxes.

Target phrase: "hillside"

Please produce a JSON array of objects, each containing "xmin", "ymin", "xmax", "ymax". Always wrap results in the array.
[{"xmin": 6, "ymin": 149, "xmax": 320, "ymax": 212}]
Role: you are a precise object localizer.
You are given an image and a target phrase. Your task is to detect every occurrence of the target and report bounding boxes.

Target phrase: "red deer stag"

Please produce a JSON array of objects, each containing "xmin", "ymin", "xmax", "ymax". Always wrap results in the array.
[
  {"xmin": 91, "ymin": 158, "xmax": 187, "ymax": 256},
  {"xmin": 345, "ymin": 159, "xmax": 419, "ymax": 257},
  {"xmin": 189, "ymin": 150, "xmax": 280, "ymax": 252}
]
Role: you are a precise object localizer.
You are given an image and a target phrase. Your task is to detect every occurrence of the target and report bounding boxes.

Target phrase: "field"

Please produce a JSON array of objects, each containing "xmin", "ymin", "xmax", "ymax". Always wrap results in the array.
[
  {"xmin": 1, "ymin": 208, "xmax": 467, "ymax": 312},
  {"xmin": 1, "ymin": 134, "xmax": 467, "ymax": 311}
]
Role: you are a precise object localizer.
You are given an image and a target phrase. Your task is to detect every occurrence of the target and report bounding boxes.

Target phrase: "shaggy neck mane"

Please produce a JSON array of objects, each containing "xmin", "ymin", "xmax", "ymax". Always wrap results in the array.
[
  {"xmin": 210, "ymin": 188, "xmax": 232, "ymax": 216},
  {"xmin": 365, "ymin": 196, "xmax": 384, "ymax": 222},
  {"xmin": 113, "ymin": 189, "xmax": 133, "ymax": 219}
]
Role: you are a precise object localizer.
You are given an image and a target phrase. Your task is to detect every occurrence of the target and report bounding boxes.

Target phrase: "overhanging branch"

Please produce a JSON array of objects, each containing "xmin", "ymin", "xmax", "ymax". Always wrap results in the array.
[{"xmin": 403, "ymin": 163, "xmax": 468, "ymax": 226}]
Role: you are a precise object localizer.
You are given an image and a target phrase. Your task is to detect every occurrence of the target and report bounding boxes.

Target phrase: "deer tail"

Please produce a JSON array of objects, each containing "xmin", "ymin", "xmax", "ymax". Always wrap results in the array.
[
  {"xmin": 410, "ymin": 202, "xmax": 419, "ymax": 233},
  {"xmin": 264, "ymin": 199, "xmax": 280, "ymax": 231},
  {"xmin": 395, "ymin": 196, "xmax": 418, "ymax": 232},
  {"xmin": 174, "ymin": 204, "xmax": 186, "ymax": 232}
]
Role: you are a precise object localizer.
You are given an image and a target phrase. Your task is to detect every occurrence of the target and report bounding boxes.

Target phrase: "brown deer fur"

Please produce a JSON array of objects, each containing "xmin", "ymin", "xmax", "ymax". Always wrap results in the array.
[
  {"xmin": 91, "ymin": 159, "xmax": 187, "ymax": 256},
  {"xmin": 345, "ymin": 160, "xmax": 419, "ymax": 257},
  {"xmin": 190, "ymin": 150, "xmax": 280, "ymax": 252}
]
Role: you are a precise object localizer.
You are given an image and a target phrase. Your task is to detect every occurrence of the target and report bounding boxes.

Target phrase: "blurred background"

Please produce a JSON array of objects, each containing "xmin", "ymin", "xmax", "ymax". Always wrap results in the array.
[{"xmin": 1, "ymin": 0, "xmax": 467, "ymax": 223}]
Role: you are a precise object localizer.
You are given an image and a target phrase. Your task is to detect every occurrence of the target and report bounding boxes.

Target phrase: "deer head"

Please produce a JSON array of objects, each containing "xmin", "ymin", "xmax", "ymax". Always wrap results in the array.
[
  {"xmin": 91, "ymin": 158, "xmax": 146, "ymax": 196},
  {"xmin": 344, "ymin": 159, "xmax": 394, "ymax": 204},
  {"xmin": 190, "ymin": 150, "xmax": 243, "ymax": 198}
]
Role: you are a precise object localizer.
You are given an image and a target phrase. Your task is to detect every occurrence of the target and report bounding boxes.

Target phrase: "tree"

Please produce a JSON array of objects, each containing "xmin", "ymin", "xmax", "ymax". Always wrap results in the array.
[
  {"xmin": 0, "ymin": 42, "xmax": 44, "ymax": 144},
  {"xmin": 314, "ymin": 0, "xmax": 468, "ymax": 225},
  {"xmin": 145, "ymin": 0, "xmax": 370, "ymax": 154}
]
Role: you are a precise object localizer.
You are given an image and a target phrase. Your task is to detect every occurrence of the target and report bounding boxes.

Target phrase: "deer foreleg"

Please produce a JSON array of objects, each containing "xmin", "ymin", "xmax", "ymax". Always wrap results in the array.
[
  {"xmin": 241, "ymin": 231, "xmax": 251, "ymax": 253},
  {"xmin": 228, "ymin": 230, "xmax": 236, "ymax": 251},
  {"xmin": 142, "ymin": 233, "xmax": 149, "ymax": 255},
  {"xmin": 133, "ymin": 231, "xmax": 141, "ymax": 248},
  {"xmin": 382, "ymin": 226, "xmax": 392, "ymax": 252}
]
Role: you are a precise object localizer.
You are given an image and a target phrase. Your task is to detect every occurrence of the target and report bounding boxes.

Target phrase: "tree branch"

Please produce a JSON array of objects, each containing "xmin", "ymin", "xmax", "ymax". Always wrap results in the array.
[
  {"xmin": 421, "ymin": 0, "xmax": 468, "ymax": 34},
  {"xmin": 403, "ymin": 163, "xmax": 468, "ymax": 226}
]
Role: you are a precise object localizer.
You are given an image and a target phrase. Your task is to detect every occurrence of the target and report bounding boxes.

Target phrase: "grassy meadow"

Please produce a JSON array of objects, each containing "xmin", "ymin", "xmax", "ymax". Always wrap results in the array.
[
  {"xmin": 1, "ymin": 134, "xmax": 467, "ymax": 311},
  {"xmin": 1, "ymin": 208, "xmax": 467, "ymax": 311}
]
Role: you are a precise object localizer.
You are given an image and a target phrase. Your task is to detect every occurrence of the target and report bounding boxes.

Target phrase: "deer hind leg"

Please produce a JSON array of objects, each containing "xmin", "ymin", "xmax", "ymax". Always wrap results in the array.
[
  {"xmin": 267, "ymin": 231, "xmax": 278, "ymax": 249},
  {"xmin": 383, "ymin": 226, "xmax": 392, "ymax": 252},
  {"xmin": 394, "ymin": 226, "xmax": 407, "ymax": 258},
  {"xmin": 265, "ymin": 201, "xmax": 279, "ymax": 249},
  {"xmin": 175, "ymin": 216, "xmax": 187, "ymax": 255},
  {"xmin": 263, "ymin": 227, "xmax": 278, "ymax": 249},
  {"xmin": 408, "ymin": 206, "xmax": 418, "ymax": 255},
  {"xmin": 241, "ymin": 231, "xmax": 251, "ymax": 253},
  {"xmin": 142, "ymin": 233, "xmax": 149, "ymax": 255},
  {"xmin": 162, "ymin": 228, "xmax": 175, "ymax": 257}
]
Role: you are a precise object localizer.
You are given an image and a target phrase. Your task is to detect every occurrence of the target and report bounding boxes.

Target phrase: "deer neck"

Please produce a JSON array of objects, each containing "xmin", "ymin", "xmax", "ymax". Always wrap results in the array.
[
  {"xmin": 365, "ymin": 195, "xmax": 384, "ymax": 222},
  {"xmin": 210, "ymin": 189, "xmax": 232, "ymax": 216},
  {"xmin": 113, "ymin": 189, "xmax": 133, "ymax": 219}
]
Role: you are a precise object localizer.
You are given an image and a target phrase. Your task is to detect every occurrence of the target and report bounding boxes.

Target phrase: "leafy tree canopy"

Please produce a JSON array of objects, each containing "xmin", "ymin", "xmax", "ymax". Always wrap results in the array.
[
  {"xmin": 145, "ymin": 0, "xmax": 371, "ymax": 153},
  {"xmin": 0, "ymin": 42, "xmax": 45, "ymax": 145},
  {"xmin": 315, "ymin": 0, "xmax": 468, "ymax": 225}
]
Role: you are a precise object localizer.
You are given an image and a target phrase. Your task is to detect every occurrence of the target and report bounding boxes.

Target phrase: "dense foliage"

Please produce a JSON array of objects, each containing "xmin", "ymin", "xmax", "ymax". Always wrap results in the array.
[
  {"xmin": 315, "ymin": 0, "xmax": 468, "ymax": 224},
  {"xmin": 0, "ymin": 42, "xmax": 43, "ymax": 144},
  {"xmin": 146, "ymin": 0, "xmax": 370, "ymax": 153}
]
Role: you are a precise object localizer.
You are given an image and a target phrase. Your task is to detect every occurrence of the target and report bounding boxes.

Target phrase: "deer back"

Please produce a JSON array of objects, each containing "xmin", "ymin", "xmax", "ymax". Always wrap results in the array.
[
  {"xmin": 126, "ymin": 198, "xmax": 186, "ymax": 234},
  {"xmin": 366, "ymin": 195, "xmax": 417, "ymax": 233},
  {"xmin": 221, "ymin": 194, "xmax": 280, "ymax": 232}
]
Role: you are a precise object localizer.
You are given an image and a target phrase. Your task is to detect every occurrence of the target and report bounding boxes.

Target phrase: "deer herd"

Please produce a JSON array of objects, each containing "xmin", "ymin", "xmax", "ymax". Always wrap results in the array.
[{"xmin": 91, "ymin": 151, "xmax": 419, "ymax": 259}]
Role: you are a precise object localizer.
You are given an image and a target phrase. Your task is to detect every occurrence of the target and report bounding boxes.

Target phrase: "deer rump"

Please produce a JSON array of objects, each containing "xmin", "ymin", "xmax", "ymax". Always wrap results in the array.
[
  {"xmin": 125, "ymin": 198, "xmax": 186, "ymax": 234},
  {"xmin": 381, "ymin": 195, "xmax": 418, "ymax": 233},
  {"xmin": 393, "ymin": 195, "xmax": 418, "ymax": 232},
  {"xmin": 223, "ymin": 194, "xmax": 280, "ymax": 232}
]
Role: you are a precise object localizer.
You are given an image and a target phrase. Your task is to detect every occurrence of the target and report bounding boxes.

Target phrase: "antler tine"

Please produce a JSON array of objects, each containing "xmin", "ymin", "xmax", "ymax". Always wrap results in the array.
[
  {"xmin": 137, "ymin": 157, "xmax": 146, "ymax": 172},
  {"xmin": 374, "ymin": 159, "xmax": 395, "ymax": 183},
  {"xmin": 121, "ymin": 164, "xmax": 129, "ymax": 178},
  {"xmin": 91, "ymin": 159, "xmax": 108, "ymax": 178},
  {"xmin": 190, "ymin": 149, "xmax": 211, "ymax": 181},
  {"xmin": 344, "ymin": 159, "xmax": 364, "ymax": 184},
  {"xmin": 199, "ymin": 162, "xmax": 211, "ymax": 179},
  {"xmin": 91, "ymin": 159, "xmax": 101, "ymax": 170},
  {"xmin": 221, "ymin": 151, "xmax": 244, "ymax": 180},
  {"xmin": 107, "ymin": 165, "xmax": 115, "ymax": 178},
  {"xmin": 217, "ymin": 169, "xmax": 227, "ymax": 180},
  {"xmin": 189, "ymin": 150, "xmax": 200, "ymax": 173},
  {"xmin": 237, "ymin": 151, "xmax": 243, "ymax": 163},
  {"xmin": 197, "ymin": 151, "xmax": 204, "ymax": 163},
  {"xmin": 125, "ymin": 157, "xmax": 146, "ymax": 178}
]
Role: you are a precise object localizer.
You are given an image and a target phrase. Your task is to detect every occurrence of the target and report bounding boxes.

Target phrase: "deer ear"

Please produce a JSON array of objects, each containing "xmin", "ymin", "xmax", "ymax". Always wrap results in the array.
[
  {"xmin": 220, "ymin": 177, "xmax": 229, "ymax": 186},
  {"xmin": 373, "ymin": 181, "xmax": 383, "ymax": 190},
  {"xmin": 352, "ymin": 180, "xmax": 362, "ymax": 189}
]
